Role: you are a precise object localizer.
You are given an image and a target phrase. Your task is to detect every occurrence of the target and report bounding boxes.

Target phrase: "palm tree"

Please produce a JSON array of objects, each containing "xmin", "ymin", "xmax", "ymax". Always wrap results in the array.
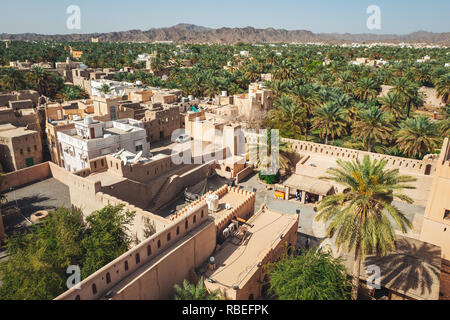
[
  {"xmin": 352, "ymin": 106, "xmax": 392, "ymax": 152},
  {"xmin": 27, "ymin": 66, "xmax": 50, "ymax": 96},
  {"xmin": 353, "ymin": 77, "xmax": 380, "ymax": 101},
  {"xmin": 316, "ymin": 156, "xmax": 416, "ymax": 299},
  {"xmin": 0, "ymin": 68, "xmax": 25, "ymax": 91},
  {"xmin": 378, "ymin": 93, "xmax": 403, "ymax": 121},
  {"xmin": 269, "ymin": 95, "xmax": 306, "ymax": 139},
  {"xmin": 439, "ymin": 104, "xmax": 450, "ymax": 137},
  {"xmin": 244, "ymin": 63, "xmax": 261, "ymax": 82},
  {"xmin": 311, "ymin": 103, "xmax": 348, "ymax": 144},
  {"xmin": 248, "ymin": 128, "xmax": 291, "ymax": 175},
  {"xmin": 98, "ymin": 84, "xmax": 112, "ymax": 95},
  {"xmin": 173, "ymin": 277, "xmax": 222, "ymax": 300},
  {"xmin": 274, "ymin": 59, "xmax": 296, "ymax": 81},
  {"xmin": 396, "ymin": 116, "xmax": 440, "ymax": 159},
  {"xmin": 390, "ymin": 77, "xmax": 422, "ymax": 118},
  {"xmin": 289, "ymin": 85, "xmax": 320, "ymax": 141},
  {"xmin": 435, "ymin": 73, "xmax": 450, "ymax": 105}
]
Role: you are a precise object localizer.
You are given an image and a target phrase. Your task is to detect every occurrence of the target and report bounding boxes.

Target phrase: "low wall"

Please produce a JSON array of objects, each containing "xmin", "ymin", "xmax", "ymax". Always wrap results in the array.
[
  {"xmin": 244, "ymin": 132, "xmax": 438, "ymax": 175},
  {"xmin": 0, "ymin": 162, "xmax": 51, "ymax": 192},
  {"xmin": 235, "ymin": 164, "xmax": 254, "ymax": 184}
]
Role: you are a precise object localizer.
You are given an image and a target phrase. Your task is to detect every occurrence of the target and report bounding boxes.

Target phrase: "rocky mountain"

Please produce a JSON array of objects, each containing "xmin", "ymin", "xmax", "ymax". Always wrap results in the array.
[{"xmin": 1, "ymin": 24, "xmax": 449, "ymax": 44}]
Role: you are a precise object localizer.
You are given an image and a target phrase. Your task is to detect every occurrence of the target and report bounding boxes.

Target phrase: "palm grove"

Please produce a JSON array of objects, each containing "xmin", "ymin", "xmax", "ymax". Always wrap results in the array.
[{"xmin": 1, "ymin": 41, "xmax": 448, "ymax": 160}]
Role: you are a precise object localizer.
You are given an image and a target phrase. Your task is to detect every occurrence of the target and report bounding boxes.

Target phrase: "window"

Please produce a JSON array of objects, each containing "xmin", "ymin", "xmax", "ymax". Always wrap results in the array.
[
  {"xmin": 157, "ymin": 240, "xmax": 161, "ymax": 248},
  {"xmin": 135, "ymin": 253, "xmax": 140, "ymax": 264},
  {"xmin": 167, "ymin": 233, "xmax": 171, "ymax": 241},
  {"xmin": 444, "ymin": 209, "xmax": 450, "ymax": 221},
  {"xmin": 135, "ymin": 144, "xmax": 143, "ymax": 152},
  {"xmin": 106, "ymin": 272, "xmax": 111, "ymax": 284},
  {"xmin": 75, "ymin": 295, "xmax": 81, "ymax": 300},
  {"xmin": 34, "ymin": 145, "xmax": 37, "ymax": 151},
  {"xmin": 176, "ymin": 226, "xmax": 180, "ymax": 235},
  {"xmin": 124, "ymin": 261, "xmax": 129, "ymax": 271},
  {"xmin": 193, "ymin": 215, "xmax": 196, "ymax": 224},
  {"xmin": 201, "ymin": 210, "xmax": 204, "ymax": 218},
  {"xmin": 94, "ymin": 162, "xmax": 97, "ymax": 169},
  {"xmin": 101, "ymin": 159, "xmax": 104, "ymax": 166},
  {"xmin": 20, "ymin": 149, "xmax": 23, "ymax": 155},
  {"xmin": 147, "ymin": 245, "xmax": 152, "ymax": 256},
  {"xmin": 27, "ymin": 147, "xmax": 31, "ymax": 153},
  {"xmin": 185, "ymin": 220, "xmax": 188, "ymax": 230},
  {"xmin": 92, "ymin": 284, "xmax": 97, "ymax": 295}
]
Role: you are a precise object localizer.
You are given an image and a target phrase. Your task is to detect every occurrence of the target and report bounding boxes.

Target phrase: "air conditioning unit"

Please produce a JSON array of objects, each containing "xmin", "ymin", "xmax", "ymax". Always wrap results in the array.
[
  {"xmin": 228, "ymin": 222, "xmax": 236, "ymax": 233},
  {"xmin": 222, "ymin": 228, "xmax": 230, "ymax": 238}
]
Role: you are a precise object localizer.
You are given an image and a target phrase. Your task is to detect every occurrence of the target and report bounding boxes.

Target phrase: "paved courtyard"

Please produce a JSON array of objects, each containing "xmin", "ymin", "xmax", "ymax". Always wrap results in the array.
[
  {"xmin": 2, "ymin": 178, "xmax": 71, "ymax": 235},
  {"xmin": 237, "ymin": 172, "xmax": 426, "ymax": 248}
]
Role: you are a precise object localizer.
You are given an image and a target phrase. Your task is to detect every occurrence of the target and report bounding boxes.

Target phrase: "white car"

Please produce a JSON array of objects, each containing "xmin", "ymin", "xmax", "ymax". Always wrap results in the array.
[{"xmin": 175, "ymin": 134, "xmax": 191, "ymax": 143}]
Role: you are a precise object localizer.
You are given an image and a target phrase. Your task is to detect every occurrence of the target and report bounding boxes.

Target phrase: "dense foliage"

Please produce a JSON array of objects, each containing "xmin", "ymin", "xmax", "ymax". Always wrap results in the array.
[
  {"xmin": 266, "ymin": 249, "xmax": 351, "ymax": 300},
  {"xmin": 0, "ymin": 205, "xmax": 135, "ymax": 300}
]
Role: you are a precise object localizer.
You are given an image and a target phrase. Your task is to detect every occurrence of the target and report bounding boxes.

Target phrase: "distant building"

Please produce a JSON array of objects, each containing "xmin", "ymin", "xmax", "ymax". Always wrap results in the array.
[
  {"xmin": 0, "ymin": 124, "xmax": 43, "ymax": 172},
  {"xmin": 233, "ymin": 82, "xmax": 273, "ymax": 122}
]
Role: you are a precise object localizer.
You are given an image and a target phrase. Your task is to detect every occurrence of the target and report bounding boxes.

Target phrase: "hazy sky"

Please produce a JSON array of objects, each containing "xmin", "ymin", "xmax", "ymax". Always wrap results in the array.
[{"xmin": 1, "ymin": 0, "xmax": 449, "ymax": 35}]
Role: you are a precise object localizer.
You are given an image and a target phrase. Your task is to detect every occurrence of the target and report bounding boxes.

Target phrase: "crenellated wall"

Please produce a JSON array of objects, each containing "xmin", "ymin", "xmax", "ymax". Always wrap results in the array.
[
  {"xmin": 244, "ymin": 132, "xmax": 438, "ymax": 175},
  {"xmin": 55, "ymin": 202, "xmax": 214, "ymax": 300}
]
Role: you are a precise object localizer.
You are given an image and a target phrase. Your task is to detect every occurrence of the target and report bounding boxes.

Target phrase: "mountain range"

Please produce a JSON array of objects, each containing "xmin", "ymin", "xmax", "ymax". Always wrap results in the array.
[{"xmin": 1, "ymin": 24, "xmax": 449, "ymax": 44}]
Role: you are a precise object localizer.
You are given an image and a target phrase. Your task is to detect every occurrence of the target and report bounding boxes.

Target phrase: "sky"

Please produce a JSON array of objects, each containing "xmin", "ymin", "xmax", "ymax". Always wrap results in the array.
[{"xmin": 1, "ymin": 0, "xmax": 449, "ymax": 35}]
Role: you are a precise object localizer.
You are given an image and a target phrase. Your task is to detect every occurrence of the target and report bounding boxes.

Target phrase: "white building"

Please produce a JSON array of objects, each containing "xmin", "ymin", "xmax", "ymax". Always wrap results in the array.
[
  {"xmin": 90, "ymin": 79, "xmax": 134, "ymax": 98},
  {"xmin": 57, "ymin": 117, "xmax": 149, "ymax": 172}
]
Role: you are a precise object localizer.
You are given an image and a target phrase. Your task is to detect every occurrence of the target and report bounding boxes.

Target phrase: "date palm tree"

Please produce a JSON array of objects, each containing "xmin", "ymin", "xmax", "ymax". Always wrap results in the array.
[
  {"xmin": 390, "ymin": 77, "xmax": 422, "ymax": 118},
  {"xmin": 290, "ymin": 85, "xmax": 320, "ymax": 141},
  {"xmin": 27, "ymin": 66, "xmax": 50, "ymax": 96},
  {"xmin": 270, "ymin": 95, "xmax": 306, "ymax": 139},
  {"xmin": 396, "ymin": 116, "xmax": 440, "ymax": 159},
  {"xmin": 173, "ymin": 277, "xmax": 222, "ymax": 300},
  {"xmin": 248, "ymin": 128, "xmax": 291, "ymax": 175},
  {"xmin": 353, "ymin": 77, "xmax": 380, "ymax": 101},
  {"xmin": 316, "ymin": 155, "xmax": 416, "ymax": 300},
  {"xmin": 435, "ymin": 73, "xmax": 450, "ymax": 105},
  {"xmin": 98, "ymin": 84, "xmax": 112, "ymax": 96},
  {"xmin": 352, "ymin": 105, "xmax": 392, "ymax": 152},
  {"xmin": 439, "ymin": 104, "xmax": 450, "ymax": 137},
  {"xmin": 274, "ymin": 59, "xmax": 296, "ymax": 81},
  {"xmin": 311, "ymin": 103, "xmax": 348, "ymax": 144},
  {"xmin": 378, "ymin": 92, "xmax": 403, "ymax": 122},
  {"xmin": 0, "ymin": 68, "xmax": 25, "ymax": 91}
]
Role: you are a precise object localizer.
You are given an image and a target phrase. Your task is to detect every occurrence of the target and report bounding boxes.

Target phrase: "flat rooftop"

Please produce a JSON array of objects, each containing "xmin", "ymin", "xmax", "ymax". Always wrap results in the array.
[
  {"xmin": 204, "ymin": 208, "xmax": 298, "ymax": 289},
  {"xmin": 0, "ymin": 126, "xmax": 37, "ymax": 138}
]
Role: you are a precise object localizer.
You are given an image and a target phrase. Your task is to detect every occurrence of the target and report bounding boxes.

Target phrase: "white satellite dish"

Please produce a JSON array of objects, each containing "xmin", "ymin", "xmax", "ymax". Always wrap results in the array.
[
  {"xmin": 120, "ymin": 154, "xmax": 128, "ymax": 165},
  {"xmin": 132, "ymin": 151, "xmax": 143, "ymax": 163}
]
